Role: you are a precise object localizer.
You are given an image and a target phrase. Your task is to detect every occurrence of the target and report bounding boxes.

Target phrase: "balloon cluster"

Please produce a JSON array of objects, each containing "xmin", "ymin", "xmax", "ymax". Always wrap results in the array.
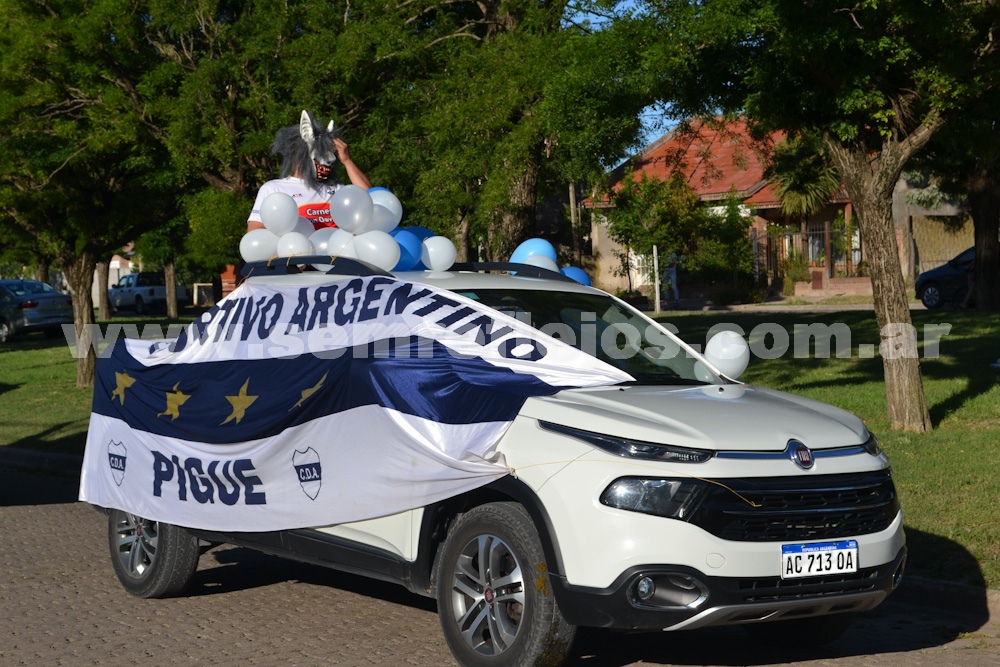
[
  {"xmin": 239, "ymin": 186, "xmax": 458, "ymax": 272},
  {"xmin": 509, "ymin": 238, "xmax": 592, "ymax": 286}
]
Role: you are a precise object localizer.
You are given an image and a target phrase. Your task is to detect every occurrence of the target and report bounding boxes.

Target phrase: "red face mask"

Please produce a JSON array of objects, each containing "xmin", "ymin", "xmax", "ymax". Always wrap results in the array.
[{"xmin": 314, "ymin": 162, "xmax": 332, "ymax": 181}]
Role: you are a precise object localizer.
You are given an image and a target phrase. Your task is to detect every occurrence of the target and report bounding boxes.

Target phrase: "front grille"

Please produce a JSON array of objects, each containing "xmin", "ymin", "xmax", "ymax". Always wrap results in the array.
[
  {"xmin": 689, "ymin": 470, "xmax": 898, "ymax": 542},
  {"xmin": 736, "ymin": 565, "xmax": 884, "ymax": 603}
]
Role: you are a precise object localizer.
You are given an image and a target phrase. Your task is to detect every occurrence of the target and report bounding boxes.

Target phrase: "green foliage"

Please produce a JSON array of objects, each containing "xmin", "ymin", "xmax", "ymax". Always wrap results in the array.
[
  {"xmin": 781, "ymin": 249, "xmax": 810, "ymax": 295},
  {"xmin": 604, "ymin": 169, "xmax": 709, "ymax": 281},
  {"xmin": 767, "ymin": 132, "xmax": 841, "ymax": 219},
  {"xmin": 183, "ymin": 189, "xmax": 250, "ymax": 272}
]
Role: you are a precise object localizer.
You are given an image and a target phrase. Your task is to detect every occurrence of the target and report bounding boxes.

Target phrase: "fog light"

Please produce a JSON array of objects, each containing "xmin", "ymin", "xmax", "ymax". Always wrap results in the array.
[{"xmin": 636, "ymin": 576, "xmax": 655, "ymax": 601}]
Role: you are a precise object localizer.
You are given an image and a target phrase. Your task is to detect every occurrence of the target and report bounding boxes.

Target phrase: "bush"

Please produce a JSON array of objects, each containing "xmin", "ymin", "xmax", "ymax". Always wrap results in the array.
[{"xmin": 782, "ymin": 250, "xmax": 810, "ymax": 296}]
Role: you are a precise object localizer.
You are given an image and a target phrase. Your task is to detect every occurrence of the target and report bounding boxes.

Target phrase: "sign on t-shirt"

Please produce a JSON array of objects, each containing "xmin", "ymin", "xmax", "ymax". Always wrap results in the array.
[{"xmin": 249, "ymin": 177, "xmax": 343, "ymax": 229}]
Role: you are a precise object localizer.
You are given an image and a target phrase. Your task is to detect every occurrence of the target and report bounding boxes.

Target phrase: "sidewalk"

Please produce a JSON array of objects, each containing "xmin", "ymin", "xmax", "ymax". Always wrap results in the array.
[
  {"xmin": 651, "ymin": 295, "xmax": 927, "ymax": 314},
  {"xmin": 2, "ymin": 443, "xmax": 997, "ymax": 624}
]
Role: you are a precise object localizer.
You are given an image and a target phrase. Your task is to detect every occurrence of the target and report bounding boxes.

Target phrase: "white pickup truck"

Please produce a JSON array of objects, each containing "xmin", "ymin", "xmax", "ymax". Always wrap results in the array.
[{"xmin": 108, "ymin": 272, "xmax": 188, "ymax": 314}]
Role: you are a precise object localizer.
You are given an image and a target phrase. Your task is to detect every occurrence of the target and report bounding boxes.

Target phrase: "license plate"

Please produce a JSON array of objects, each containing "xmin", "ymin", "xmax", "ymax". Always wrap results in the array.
[{"xmin": 780, "ymin": 540, "xmax": 858, "ymax": 579}]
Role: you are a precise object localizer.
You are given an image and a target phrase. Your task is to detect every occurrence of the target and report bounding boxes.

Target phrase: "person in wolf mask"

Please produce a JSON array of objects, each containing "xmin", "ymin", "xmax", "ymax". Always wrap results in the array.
[{"xmin": 247, "ymin": 110, "xmax": 372, "ymax": 232}]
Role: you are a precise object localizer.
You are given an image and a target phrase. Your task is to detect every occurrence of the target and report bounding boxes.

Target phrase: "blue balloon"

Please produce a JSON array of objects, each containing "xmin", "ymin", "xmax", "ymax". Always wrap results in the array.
[
  {"xmin": 368, "ymin": 186, "xmax": 391, "ymax": 193},
  {"xmin": 510, "ymin": 238, "xmax": 557, "ymax": 265},
  {"xmin": 560, "ymin": 266, "xmax": 592, "ymax": 286},
  {"xmin": 403, "ymin": 225, "xmax": 435, "ymax": 240},
  {"xmin": 392, "ymin": 230, "xmax": 423, "ymax": 271}
]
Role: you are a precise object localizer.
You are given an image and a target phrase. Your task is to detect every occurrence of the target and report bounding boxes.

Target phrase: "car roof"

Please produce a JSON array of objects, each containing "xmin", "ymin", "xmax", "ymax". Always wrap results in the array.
[{"xmin": 243, "ymin": 259, "xmax": 604, "ymax": 296}]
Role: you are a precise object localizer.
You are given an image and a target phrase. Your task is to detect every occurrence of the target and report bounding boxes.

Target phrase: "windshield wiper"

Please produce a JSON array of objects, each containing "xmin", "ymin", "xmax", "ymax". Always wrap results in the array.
[{"xmin": 615, "ymin": 374, "xmax": 708, "ymax": 386}]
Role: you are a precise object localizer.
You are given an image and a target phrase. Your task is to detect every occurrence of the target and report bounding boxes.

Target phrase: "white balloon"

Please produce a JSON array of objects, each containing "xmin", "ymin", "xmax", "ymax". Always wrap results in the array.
[
  {"xmin": 276, "ymin": 231, "xmax": 313, "ymax": 257},
  {"xmin": 309, "ymin": 227, "xmax": 336, "ymax": 253},
  {"xmin": 369, "ymin": 189, "xmax": 403, "ymax": 226},
  {"xmin": 355, "ymin": 230, "xmax": 402, "ymax": 272},
  {"xmin": 523, "ymin": 254, "xmax": 559, "ymax": 273},
  {"xmin": 326, "ymin": 229, "xmax": 358, "ymax": 258},
  {"xmin": 239, "ymin": 229, "xmax": 280, "ymax": 262},
  {"xmin": 293, "ymin": 216, "xmax": 315, "ymax": 237},
  {"xmin": 330, "ymin": 185, "xmax": 374, "ymax": 234},
  {"xmin": 703, "ymin": 330, "xmax": 750, "ymax": 380},
  {"xmin": 421, "ymin": 236, "xmax": 457, "ymax": 272},
  {"xmin": 368, "ymin": 204, "xmax": 400, "ymax": 234},
  {"xmin": 260, "ymin": 193, "xmax": 299, "ymax": 236}
]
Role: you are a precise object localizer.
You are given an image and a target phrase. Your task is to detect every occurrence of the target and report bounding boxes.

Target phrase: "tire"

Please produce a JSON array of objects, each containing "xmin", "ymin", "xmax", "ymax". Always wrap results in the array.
[
  {"xmin": 134, "ymin": 296, "xmax": 145, "ymax": 315},
  {"xmin": 743, "ymin": 612, "xmax": 856, "ymax": 647},
  {"xmin": 920, "ymin": 282, "xmax": 944, "ymax": 309},
  {"xmin": 434, "ymin": 502, "xmax": 575, "ymax": 667},
  {"xmin": 0, "ymin": 320, "xmax": 12, "ymax": 344},
  {"xmin": 108, "ymin": 508, "xmax": 200, "ymax": 598}
]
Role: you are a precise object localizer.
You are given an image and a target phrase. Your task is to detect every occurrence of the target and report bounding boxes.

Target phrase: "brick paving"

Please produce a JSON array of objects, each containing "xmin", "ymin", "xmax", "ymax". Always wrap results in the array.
[{"xmin": 2, "ymin": 463, "xmax": 1000, "ymax": 667}]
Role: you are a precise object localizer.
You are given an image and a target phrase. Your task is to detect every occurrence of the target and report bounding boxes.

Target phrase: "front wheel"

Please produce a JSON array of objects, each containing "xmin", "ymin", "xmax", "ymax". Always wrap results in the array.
[
  {"xmin": 920, "ymin": 282, "xmax": 944, "ymax": 309},
  {"xmin": 108, "ymin": 508, "xmax": 200, "ymax": 598},
  {"xmin": 434, "ymin": 502, "xmax": 575, "ymax": 667},
  {"xmin": 0, "ymin": 320, "xmax": 12, "ymax": 344}
]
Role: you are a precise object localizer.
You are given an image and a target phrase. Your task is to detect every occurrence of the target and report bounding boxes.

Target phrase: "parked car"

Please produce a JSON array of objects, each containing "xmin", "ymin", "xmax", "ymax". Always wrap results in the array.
[
  {"xmin": 916, "ymin": 247, "xmax": 974, "ymax": 309},
  {"xmin": 0, "ymin": 279, "xmax": 73, "ymax": 343},
  {"xmin": 108, "ymin": 272, "xmax": 189, "ymax": 314},
  {"xmin": 93, "ymin": 259, "xmax": 905, "ymax": 667}
]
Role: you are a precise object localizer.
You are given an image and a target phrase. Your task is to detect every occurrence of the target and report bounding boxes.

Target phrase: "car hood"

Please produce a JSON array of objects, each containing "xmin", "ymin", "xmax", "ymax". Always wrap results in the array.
[{"xmin": 521, "ymin": 384, "xmax": 867, "ymax": 451}]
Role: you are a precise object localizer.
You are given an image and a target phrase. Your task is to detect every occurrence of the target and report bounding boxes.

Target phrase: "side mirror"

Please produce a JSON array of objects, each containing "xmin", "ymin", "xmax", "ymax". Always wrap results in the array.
[{"xmin": 696, "ymin": 330, "xmax": 750, "ymax": 381}]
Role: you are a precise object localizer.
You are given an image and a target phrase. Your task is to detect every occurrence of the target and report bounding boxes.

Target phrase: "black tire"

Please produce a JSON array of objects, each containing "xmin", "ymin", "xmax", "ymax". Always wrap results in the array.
[
  {"xmin": 743, "ymin": 612, "xmax": 856, "ymax": 647},
  {"xmin": 108, "ymin": 508, "xmax": 200, "ymax": 598},
  {"xmin": 920, "ymin": 282, "xmax": 944, "ymax": 309},
  {"xmin": 43, "ymin": 327, "xmax": 62, "ymax": 340},
  {"xmin": 434, "ymin": 502, "xmax": 575, "ymax": 667},
  {"xmin": 134, "ymin": 296, "xmax": 145, "ymax": 315},
  {"xmin": 0, "ymin": 319, "xmax": 12, "ymax": 344}
]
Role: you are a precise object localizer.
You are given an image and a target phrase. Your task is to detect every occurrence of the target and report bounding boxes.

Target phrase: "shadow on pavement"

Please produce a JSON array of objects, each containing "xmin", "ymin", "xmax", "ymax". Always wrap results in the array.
[{"xmin": 2, "ymin": 455, "xmax": 994, "ymax": 665}]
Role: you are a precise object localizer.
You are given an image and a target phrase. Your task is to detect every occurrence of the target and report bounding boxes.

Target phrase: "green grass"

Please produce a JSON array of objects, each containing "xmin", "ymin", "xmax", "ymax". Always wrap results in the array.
[
  {"xmin": 0, "ymin": 314, "xmax": 196, "ymax": 454},
  {"xmin": 2, "ymin": 308, "xmax": 999, "ymax": 589}
]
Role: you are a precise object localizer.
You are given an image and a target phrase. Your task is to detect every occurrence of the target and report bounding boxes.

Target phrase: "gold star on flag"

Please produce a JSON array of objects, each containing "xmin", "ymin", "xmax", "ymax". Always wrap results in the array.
[
  {"xmin": 158, "ymin": 383, "xmax": 190, "ymax": 420},
  {"xmin": 222, "ymin": 378, "xmax": 258, "ymax": 425},
  {"xmin": 290, "ymin": 372, "xmax": 328, "ymax": 410},
  {"xmin": 112, "ymin": 371, "xmax": 135, "ymax": 405}
]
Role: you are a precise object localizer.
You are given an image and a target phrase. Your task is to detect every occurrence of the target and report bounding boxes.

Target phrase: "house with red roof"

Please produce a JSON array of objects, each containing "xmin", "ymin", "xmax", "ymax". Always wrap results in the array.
[{"xmin": 587, "ymin": 117, "xmax": 858, "ymax": 295}]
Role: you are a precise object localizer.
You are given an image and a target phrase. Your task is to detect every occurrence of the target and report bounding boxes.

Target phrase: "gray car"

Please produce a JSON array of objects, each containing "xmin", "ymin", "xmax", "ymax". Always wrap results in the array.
[{"xmin": 0, "ymin": 279, "xmax": 74, "ymax": 343}]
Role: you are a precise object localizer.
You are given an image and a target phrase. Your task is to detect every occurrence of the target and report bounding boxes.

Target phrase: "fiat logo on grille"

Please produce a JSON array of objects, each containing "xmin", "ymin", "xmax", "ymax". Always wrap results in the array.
[{"xmin": 788, "ymin": 440, "xmax": 814, "ymax": 470}]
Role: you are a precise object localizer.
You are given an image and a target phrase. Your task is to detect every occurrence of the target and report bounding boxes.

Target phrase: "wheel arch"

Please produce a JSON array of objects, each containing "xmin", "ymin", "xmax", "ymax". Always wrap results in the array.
[{"xmin": 413, "ymin": 475, "xmax": 565, "ymax": 597}]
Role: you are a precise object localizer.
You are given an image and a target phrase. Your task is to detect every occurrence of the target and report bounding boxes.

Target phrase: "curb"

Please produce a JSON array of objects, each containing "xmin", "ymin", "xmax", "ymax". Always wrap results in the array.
[{"xmin": 2, "ymin": 445, "xmax": 997, "ymax": 623}]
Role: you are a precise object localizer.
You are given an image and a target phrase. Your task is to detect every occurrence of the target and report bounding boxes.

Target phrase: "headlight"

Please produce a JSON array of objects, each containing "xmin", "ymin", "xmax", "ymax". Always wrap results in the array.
[
  {"xmin": 862, "ymin": 430, "xmax": 882, "ymax": 457},
  {"xmin": 600, "ymin": 478, "xmax": 707, "ymax": 519},
  {"xmin": 539, "ymin": 421, "xmax": 713, "ymax": 463}
]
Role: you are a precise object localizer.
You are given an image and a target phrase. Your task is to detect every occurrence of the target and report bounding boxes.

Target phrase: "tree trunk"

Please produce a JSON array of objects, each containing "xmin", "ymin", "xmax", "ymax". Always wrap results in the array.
[
  {"xmin": 967, "ymin": 181, "xmax": 1000, "ymax": 312},
  {"xmin": 33, "ymin": 258, "xmax": 49, "ymax": 284},
  {"xmin": 164, "ymin": 260, "xmax": 179, "ymax": 320},
  {"xmin": 453, "ymin": 210, "xmax": 471, "ymax": 262},
  {"xmin": 96, "ymin": 259, "xmax": 111, "ymax": 321},
  {"xmin": 825, "ymin": 135, "xmax": 935, "ymax": 432},
  {"xmin": 569, "ymin": 181, "xmax": 581, "ymax": 264},
  {"xmin": 64, "ymin": 249, "xmax": 98, "ymax": 388},
  {"xmin": 487, "ymin": 159, "xmax": 539, "ymax": 260}
]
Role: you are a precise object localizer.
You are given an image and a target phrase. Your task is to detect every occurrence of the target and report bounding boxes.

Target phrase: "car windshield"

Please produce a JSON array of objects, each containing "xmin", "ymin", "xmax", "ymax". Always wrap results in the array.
[
  {"xmin": 5, "ymin": 281, "xmax": 56, "ymax": 297},
  {"xmin": 454, "ymin": 288, "xmax": 713, "ymax": 385}
]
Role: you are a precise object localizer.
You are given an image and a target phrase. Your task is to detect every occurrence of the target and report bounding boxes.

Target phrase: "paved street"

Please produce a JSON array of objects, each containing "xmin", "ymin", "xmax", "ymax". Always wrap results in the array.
[{"xmin": 2, "ymin": 463, "xmax": 1000, "ymax": 667}]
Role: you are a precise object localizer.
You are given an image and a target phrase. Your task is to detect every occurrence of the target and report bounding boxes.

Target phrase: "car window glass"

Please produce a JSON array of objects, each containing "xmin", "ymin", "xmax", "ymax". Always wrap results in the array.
[{"xmin": 454, "ymin": 289, "xmax": 710, "ymax": 384}]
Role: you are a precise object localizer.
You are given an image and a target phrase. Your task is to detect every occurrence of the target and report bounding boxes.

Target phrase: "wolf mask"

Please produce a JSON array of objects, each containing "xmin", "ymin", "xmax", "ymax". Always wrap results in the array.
[{"xmin": 270, "ymin": 110, "xmax": 341, "ymax": 190}]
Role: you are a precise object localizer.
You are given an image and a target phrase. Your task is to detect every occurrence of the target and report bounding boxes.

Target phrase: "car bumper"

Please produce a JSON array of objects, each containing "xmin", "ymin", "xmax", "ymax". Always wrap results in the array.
[{"xmin": 550, "ymin": 545, "xmax": 905, "ymax": 630}]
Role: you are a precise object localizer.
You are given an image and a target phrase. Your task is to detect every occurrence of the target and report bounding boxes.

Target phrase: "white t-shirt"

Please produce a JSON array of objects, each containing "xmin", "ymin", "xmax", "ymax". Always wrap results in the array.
[{"xmin": 248, "ymin": 177, "xmax": 343, "ymax": 229}]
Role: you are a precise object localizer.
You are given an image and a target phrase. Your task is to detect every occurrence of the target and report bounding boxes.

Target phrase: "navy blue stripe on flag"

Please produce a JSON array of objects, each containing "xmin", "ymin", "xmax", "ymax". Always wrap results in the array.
[{"xmin": 93, "ymin": 336, "xmax": 559, "ymax": 444}]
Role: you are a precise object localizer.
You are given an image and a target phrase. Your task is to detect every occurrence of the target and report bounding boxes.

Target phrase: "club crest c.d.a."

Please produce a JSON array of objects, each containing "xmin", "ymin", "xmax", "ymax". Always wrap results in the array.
[
  {"xmin": 108, "ymin": 441, "xmax": 127, "ymax": 486},
  {"xmin": 292, "ymin": 447, "xmax": 322, "ymax": 500}
]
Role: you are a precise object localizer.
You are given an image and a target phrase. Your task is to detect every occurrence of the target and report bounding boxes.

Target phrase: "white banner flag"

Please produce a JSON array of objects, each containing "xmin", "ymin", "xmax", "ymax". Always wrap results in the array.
[{"xmin": 80, "ymin": 276, "xmax": 632, "ymax": 531}]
